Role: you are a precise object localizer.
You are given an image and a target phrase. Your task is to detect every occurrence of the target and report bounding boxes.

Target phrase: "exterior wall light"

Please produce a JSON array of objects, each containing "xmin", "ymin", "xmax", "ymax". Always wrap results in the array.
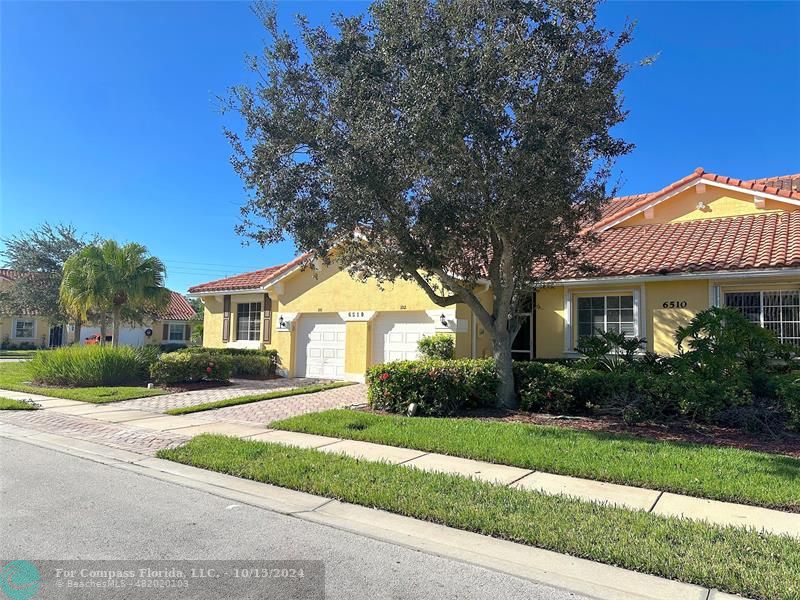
[{"xmin": 440, "ymin": 314, "xmax": 448, "ymax": 327}]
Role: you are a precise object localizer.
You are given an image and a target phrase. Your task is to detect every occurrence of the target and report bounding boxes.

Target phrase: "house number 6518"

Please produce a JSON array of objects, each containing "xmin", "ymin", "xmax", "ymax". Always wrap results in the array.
[{"xmin": 662, "ymin": 300, "xmax": 688, "ymax": 308}]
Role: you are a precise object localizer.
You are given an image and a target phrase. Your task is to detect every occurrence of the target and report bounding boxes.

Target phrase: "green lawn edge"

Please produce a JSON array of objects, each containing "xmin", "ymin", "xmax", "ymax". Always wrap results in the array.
[
  {"xmin": 158, "ymin": 434, "xmax": 800, "ymax": 600},
  {"xmin": 271, "ymin": 409, "xmax": 800, "ymax": 512},
  {"xmin": 165, "ymin": 381, "xmax": 355, "ymax": 415},
  {"xmin": 0, "ymin": 361, "xmax": 166, "ymax": 403},
  {"xmin": 0, "ymin": 398, "xmax": 39, "ymax": 410}
]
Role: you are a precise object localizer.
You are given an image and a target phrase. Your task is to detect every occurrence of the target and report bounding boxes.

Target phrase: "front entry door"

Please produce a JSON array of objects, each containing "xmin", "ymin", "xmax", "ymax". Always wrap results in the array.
[{"xmin": 48, "ymin": 325, "xmax": 64, "ymax": 347}]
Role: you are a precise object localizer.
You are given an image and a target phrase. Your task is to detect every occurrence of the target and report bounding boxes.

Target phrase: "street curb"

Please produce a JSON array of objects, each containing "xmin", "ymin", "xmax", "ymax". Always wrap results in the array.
[{"xmin": 0, "ymin": 427, "xmax": 749, "ymax": 600}]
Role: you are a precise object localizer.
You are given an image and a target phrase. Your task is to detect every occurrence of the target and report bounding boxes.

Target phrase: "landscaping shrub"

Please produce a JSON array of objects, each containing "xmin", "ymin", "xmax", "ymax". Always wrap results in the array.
[
  {"xmin": 367, "ymin": 359, "xmax": 496, "ymax": 416},
  {"xmin": 159, "ymin": 343, "xmax": 187, "ymax": 353},
  {"xmin": 150, "ymin": 352, "xmax": 233, "ymax": 384},
  {"xmin": 30, "ymin": 345, "xmax": 148, "ymax": 387},
  {"xmin": 417, "ymin": 334, "xmax": 455, "ymax": 360},
  {"xmin": 176, "ymin": 347, "xmax": 277, "ymax": 378},
  {"xmin": 774, "ymin": 372, "xmax": 800, "ymax": 429}
]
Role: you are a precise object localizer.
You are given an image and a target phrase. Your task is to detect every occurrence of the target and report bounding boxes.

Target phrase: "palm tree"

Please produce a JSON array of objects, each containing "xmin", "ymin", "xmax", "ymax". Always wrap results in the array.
[
  {"xmin": 61, "ymin": 245, "xmax": 112, "ymax": 345},
  {"xmin": 61, "ymin": 241, "xmax": 170, "ymax": 347}
]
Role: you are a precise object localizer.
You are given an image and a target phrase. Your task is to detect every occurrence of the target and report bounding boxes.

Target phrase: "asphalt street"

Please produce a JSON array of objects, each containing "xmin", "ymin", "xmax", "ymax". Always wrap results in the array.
[{"xmin": 0, "ymin": 437, "xmax": 586, "ymax": 600}]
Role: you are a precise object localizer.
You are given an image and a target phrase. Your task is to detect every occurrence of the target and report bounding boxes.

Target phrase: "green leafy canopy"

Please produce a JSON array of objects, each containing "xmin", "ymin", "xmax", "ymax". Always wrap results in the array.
[{"xmin": 225, "ymin": 0, "xmax": 636, "ymax": 405}]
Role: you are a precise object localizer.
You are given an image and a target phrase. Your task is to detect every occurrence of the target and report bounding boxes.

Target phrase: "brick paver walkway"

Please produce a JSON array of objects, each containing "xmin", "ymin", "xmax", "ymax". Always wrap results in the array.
[
  {"xmin": 112, "ymin": 377, "xmax": 329, "ymax": 412},
  {"xmin": 0, "ymin": 410, "xmax": 188, "ymax": 455},
  {"xmin": 209, "ymin": 384, "xmax": 367, "ymax": 424}
]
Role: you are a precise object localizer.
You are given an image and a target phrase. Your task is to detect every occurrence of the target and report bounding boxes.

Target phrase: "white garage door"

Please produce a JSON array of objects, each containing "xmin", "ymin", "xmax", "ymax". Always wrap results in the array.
[
  {"xmin": 296, "ymin": 315, "xmax": 346, "ymax": 379},
  {"xmin": 372, "ymin": 312, "xmax": 436, "ymax": 364},
  {"xmin": 78, "ymin": 326, "xmax": 146, "ymax": 347}
]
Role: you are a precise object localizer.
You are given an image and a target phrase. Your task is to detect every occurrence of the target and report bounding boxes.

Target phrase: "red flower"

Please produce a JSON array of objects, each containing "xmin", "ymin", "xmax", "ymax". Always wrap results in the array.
[
  {"xmin": 379, "ymin": 372, "xmax": 390, "ymax": 381},
  {"xmin": 206, "ymin": 366, "xmax": 213, "ymax": 374}
]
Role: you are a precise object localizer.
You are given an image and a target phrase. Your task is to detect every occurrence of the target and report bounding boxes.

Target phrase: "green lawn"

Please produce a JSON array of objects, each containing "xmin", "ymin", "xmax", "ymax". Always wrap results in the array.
[
  {"xmin": 0, "ymin": 397, "xmax": 38, "ymax": 410},
  {"xmin": 165, "ymin": 381, "xmax": 355, "ymax": 415},
  {"xmin": 159, "ymin": 435, "xmax": 800, "ymax": 600},
  {"xmin": 0, "ymin": 361, "xmax": 166, "ymax": 403},
  {"xmin": 272, "ymin": 409, "xmax": 800, "ymax": 511}
]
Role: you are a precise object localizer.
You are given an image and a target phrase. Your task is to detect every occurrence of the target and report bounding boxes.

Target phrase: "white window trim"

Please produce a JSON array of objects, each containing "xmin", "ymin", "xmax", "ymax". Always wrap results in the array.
[
  {"xmin": 236, "ymin": 302, "xmax": 262, "ymax": 342},
  {"xmin": 564, "ymin": 289, "xmax": 640, "ymax": 353},
  {"xmin": 166, "ymin": 322, "xmax": 187, "ymax": 342},
  {"xmin": 12, "ymin": 318, "xmax": 36, "ymax": 340},
  {"xmin": 723, "ymin": 288, "xmax": 800, "ymax": 345}
]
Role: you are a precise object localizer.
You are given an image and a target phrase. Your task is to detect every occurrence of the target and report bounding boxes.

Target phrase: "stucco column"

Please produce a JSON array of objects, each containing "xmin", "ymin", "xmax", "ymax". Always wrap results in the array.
[{"xmin": 340, "ymin": 311, "xmax": 376, "ymax": 382}]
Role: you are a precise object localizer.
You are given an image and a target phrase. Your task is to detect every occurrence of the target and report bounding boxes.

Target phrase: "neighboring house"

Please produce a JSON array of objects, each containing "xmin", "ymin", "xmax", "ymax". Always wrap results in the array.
[
  {"xmin": 189, "ymin": 168, "xmax": 800, "ymax": 381},
  {"xmin": 74, "ymin": 292, "xmax": 196, "ymax": 347},
  {"xmin": 0, "ymin": 269, "xmax": 195, "ymax": 348}
]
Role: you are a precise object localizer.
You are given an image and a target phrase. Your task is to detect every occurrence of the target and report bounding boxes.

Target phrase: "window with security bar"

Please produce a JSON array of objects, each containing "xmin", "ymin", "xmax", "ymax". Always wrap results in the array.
[{"xmin": 724, "ymin": 290, "xmax": 800, "ymax": 346}]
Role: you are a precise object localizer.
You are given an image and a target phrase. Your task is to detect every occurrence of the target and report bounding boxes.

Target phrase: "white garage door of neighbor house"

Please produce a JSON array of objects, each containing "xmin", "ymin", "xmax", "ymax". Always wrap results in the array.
[
  {"xmin": 296, "ymin": 315, "xmax": 346, "ymax": 379},
  {"xmin": 78, "ymin": 326, "xmax": 146, "ymax": 347},
  {"xmin": 372, "ymin": 312, "xmax": 436, "ymax": 364}
]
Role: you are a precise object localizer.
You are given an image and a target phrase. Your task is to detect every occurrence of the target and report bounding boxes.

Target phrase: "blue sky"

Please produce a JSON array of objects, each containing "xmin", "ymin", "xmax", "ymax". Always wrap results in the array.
[{"xmin": 2, "ymin": 1, "xmax": 798, "ymax": 293}]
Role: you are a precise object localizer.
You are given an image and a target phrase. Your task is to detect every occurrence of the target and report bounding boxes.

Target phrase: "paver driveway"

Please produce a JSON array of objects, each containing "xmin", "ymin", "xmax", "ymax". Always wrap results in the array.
[
  {"xmin": 112, "ymin": 377, "xmax": 331, "ymax": 412},
  {"xmin": 208, "ymin": 383, "xmax": 367, "ymax": 424}
]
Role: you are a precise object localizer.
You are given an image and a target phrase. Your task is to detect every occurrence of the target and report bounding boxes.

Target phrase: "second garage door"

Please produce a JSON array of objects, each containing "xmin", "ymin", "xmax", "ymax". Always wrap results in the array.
[
  {"xmin": 372, "ymin": 312, "xmax": 436, "ymax": 364},
  {"xmin": 296, "ymin": 314, "xmax": 346, "ymax": 379}
]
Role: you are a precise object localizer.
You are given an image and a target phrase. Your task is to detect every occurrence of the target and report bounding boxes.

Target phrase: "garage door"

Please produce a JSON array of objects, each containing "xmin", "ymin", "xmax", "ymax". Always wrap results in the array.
[
  {"xmin": 78, "ymin": 326, "xmax": 146, "ymax": 347},
  {"xmin": 296, "ymin": 315, "xmax": 346, "ymax": 379},
  {"xmin": 372, "ymin": 312, "xmax": 436, "ymax": 364}
]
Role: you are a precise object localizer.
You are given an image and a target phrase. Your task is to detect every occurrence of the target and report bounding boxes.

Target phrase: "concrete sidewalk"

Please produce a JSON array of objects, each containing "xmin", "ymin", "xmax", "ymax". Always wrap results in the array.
[
  {"xmin": 0, "ymin": 422, "xmax": 746, "ymax": 600},
  {"xmin": 6, "ymin": 394, "xmax": 800, "ymax": 539}
]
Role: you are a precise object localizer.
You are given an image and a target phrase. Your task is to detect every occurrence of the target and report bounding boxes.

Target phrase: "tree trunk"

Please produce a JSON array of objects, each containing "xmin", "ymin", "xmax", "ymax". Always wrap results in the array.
[
  {"xmin": 111, "ymin": 307, "xmax": 122, "ymax": 348},
  {"xmin": 100, "ymin": 317, "xmax": 108, "ymax": 346},
  {"xmin": 74, "ymin": 317, "xmax": 82, "ymax": 346},
  {"xmin": 492, "ymin": 330, "xmax": 517, "ymax": 409}
]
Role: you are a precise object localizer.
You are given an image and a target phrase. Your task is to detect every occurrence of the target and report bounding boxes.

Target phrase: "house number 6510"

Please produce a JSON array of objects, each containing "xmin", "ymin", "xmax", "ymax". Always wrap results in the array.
[{"xmin": 662, "ymin": 300, "xmax": 688, "ymax": 308}]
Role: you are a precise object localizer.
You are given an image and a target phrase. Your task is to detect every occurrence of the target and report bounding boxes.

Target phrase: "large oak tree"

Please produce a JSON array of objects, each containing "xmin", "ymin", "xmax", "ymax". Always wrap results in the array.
[{"xmin": 226, "ymin": 0, "xmax": 634, "ymax": 407}]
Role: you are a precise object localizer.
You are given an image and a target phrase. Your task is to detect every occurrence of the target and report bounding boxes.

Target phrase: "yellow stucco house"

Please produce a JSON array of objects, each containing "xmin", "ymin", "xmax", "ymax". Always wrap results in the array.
[
  {"xmin": 0, "ymin": 269, "xmax": 195, "ymax": 348},
  {"xmin": 189, "ymin": 168, "xmax": 800, "ymax": 381}
]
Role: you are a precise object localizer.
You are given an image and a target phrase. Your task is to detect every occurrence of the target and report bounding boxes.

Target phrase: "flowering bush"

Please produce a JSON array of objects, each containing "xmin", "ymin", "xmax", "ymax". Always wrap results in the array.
[
  {"xmin": 176, "ymin": 347, "xmax": 277, "ymax": 378},
  {"xmin": 367, "ymin": 359, "xmax": 496, "ymax": 416},
  {"xmin": 150, "ymin": 352, "xmax": 233, "ymax": 384}
]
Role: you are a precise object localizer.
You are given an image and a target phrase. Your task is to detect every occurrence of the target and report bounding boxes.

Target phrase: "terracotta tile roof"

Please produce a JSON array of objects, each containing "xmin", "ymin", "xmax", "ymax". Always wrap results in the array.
[
  {"xmin": 589, "ymin": 168, "xmax": 800, "ymax": 233},
  {"xmin": 745, "ymin": 174, "xmax": 800, "ymax": 194},
  {"xmin": 187, "ymin": 253, "xmax": 311, "ymax": 294},
  {"xmin": 556, "ymin": 211, "xmax": 800, "ymax": 280},
  {"xmin": 0, "ymin": 269, "xmax": 22, "ymax": 281},
  {"xmin": 156, "ymin": 292, "xmax": 196, "ymax": 321}
]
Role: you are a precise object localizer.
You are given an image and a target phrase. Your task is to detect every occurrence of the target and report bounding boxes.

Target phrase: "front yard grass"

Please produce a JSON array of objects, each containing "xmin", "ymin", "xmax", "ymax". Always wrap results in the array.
[
  {"xmin": 0, "ymin": 362, "xmax": 165, "ymax": 403},
  {"xmin": 159, "ymin": 435, "xmax": 800, "ymax": 600},
  {"xmin": 164, "ymin": 381, "xmax": 355, "ymax": 415},
  {"xmin": 272, "ymin": 409, "xmax": 800, "ymax": 512},
  {"xmin": 0, "ymin": 398, "xmax": 38, "ymax": 410}
]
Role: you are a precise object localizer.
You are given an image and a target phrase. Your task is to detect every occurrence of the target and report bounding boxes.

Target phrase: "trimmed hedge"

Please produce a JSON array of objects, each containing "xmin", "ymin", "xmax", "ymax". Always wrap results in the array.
[
  {"xmin": 417, "ymin": 335, "xmax": 455, "ymax": 360},
  {"xmin": 368, "ymin": 358, "xmax": 799, "ymax": 428},
  {"xmin": 150, "ymin": 352, "xmax": 233, "ymax": 384},
  {"xmin": 29, "ymin": 345, "xmax": 151, "ymax": 387},
  {"xmin": 176, "ymin": 347, "xmax": 277, "ymax": 379},
  {"xmin": 367, "ymin": 359, "xmax": 496, "ymax": 416}
]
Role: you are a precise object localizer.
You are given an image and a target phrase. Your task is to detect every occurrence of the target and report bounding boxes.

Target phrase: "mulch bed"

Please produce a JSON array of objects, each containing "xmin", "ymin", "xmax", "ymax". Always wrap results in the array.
[
  {"xmin": 361, "ymin": 406, "xmax": 800, "ymax": 457},
  {"xmin": 163, "ymin": 380, "xmax": 233, "ymax": 393},
  {"xmin": 483, "ymin": 410, "xmax": 800, "ymax": 458}
]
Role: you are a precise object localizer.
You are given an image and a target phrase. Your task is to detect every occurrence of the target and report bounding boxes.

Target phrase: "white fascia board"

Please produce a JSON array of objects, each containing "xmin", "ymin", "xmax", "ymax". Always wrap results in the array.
[
  {"xmin": 545, "ymin": 267, "xmax": 800, "ymax": 287},
  {"xmin": 188, "ymin": 287, "xmax": 266, "ymax": 298}
]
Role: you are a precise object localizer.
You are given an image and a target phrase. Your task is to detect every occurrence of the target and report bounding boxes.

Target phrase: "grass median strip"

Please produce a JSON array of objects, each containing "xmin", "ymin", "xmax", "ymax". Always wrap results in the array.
[
  {"xmin": 0, "ymin": 362, "xmax": 165, "ymax": 403},
  {"xmin": 0, "ymin": 398, "xmax": 38, "ymax": 410},
  {"xmin": 159, "ymin": 434, "xmax": 800, "ymax": 600},
  {"xmin": 272, "ymin": 409, "xmax": 800, "ymax": 512},
  {"xmin": 164, "ymin": 381, "xmax": 355, "ymax": 415}
]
